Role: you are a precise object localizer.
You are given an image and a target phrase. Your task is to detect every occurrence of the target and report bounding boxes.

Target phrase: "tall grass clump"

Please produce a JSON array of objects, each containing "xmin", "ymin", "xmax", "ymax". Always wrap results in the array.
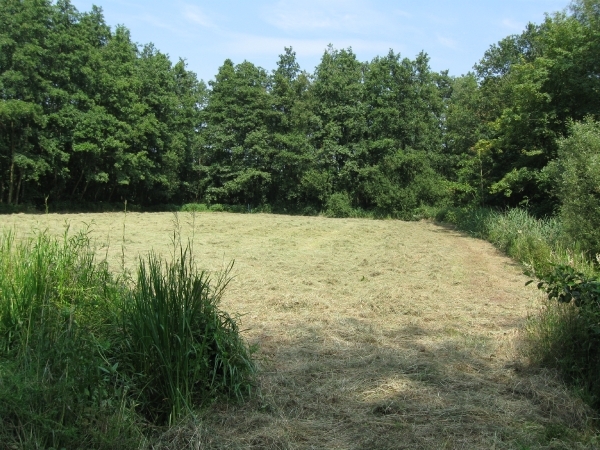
[
  {"xmin": 0, "ymin": 227, "xmax": 256, "ymax": 446},
  {"xmin": 433, "ymin": 206, "xmax": 495, "ymax": 236},
  {"xmin": 485, "ymin": 208, "xmax": 562, "ymax": 276},
  {"xmin": 119, "ymin": 247, "xmax": 256, "ymax": 425},
  {"xmin": 0, "ymin": 227, "xmax": 140, "ymax": 449}
]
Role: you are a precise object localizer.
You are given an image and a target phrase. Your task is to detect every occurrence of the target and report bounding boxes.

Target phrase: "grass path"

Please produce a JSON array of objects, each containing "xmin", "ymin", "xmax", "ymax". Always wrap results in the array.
[{"xmin": 0, "ymin": 212, "xmax": 594, "ymax": 449}]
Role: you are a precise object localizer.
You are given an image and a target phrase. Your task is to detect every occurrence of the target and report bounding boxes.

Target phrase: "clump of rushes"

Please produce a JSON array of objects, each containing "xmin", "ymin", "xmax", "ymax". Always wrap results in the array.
[
  {"xmin": 0, "ymin": 227, "xmax": 255, "ymax": 447},
  {"xmin": 119, "ymin": 247, "xmax": 257, "ymax": 425}
]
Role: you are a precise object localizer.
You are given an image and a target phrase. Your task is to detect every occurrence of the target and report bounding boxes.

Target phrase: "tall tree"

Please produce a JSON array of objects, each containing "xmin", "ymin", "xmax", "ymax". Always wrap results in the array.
[
  {"xmin": 471, "ymin": 4, "xmax": 600, "ymax": 212},
  {"xmin": 268, "ymin": 47, "xmax": 315, "ymax": 209},
  {"xmin": 201, "ymin": 59, "xmax": 274, "ymax": 206},
  {"xmin": 307, "ymin": 46, "xmax": 365, "ymax": 206},
  {"xmin": 0, "ymin": 0, "xmax": 53, "ymax": 204}
]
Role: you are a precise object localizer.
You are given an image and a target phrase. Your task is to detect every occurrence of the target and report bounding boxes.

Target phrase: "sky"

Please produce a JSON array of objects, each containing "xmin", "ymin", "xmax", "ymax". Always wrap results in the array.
[{"xmin": 70, "ymin": 0, "xmax": 570, "ymax": 84}]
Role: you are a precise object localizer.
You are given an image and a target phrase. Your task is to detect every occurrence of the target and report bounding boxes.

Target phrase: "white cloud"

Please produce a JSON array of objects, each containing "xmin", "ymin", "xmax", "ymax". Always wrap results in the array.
[
  {"xmin": 501, "ymin": 18, "xmax": 525, "ymax": 31},
  {"xmin": 183, "ymin": 4, "xmax": 215, "ymax": 28},
  {"xmin": 262, "ymin": 0, "xmax": 391, "ymax": 34},
  {"xmin": 437, "ymin": 35, "xmax": 458, "ymax": 50},
  {"xmin": 393, "ymin": 9, "xmax": 413, "ymax": 18},
  {"xmin": 219, "ymin": 33, "xmax": 404, "ymax": 59}
]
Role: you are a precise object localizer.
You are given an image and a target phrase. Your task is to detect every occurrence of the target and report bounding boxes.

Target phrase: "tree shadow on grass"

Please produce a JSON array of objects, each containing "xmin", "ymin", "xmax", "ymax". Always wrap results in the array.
[{"xmin": 158, "ymin": 318, "xmax": 596, "ymax": 450}]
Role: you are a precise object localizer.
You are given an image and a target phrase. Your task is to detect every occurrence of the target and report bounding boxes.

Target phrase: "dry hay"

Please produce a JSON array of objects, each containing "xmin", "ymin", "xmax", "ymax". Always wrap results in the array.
[{"xmin": 1, "ymin": 212, "xmax": 597, "ymax": 449}]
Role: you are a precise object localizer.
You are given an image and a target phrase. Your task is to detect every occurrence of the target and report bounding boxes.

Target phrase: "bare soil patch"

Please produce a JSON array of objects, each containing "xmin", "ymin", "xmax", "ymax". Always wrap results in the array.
[{"xmin": 1, "ymin": 212, "xmax": 595, "ymax": 449}]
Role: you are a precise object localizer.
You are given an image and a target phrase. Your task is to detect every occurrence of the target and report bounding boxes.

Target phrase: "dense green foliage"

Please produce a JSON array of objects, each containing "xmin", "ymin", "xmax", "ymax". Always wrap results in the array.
[
  {"xmin": 532, "ymin": 265, "xmax": 600, "ymax": 408},
  {"xmin": 0, "ymin": 229, "xmax": 255, "ymax": 447},
  {"xmin": 556, "ymin": 119, "xmax": 600, "ymax": 256},
  {"xmin": 0, "ymin": 0, "xmax": 206, "ymax": 208},
  {"xmin": 3, "ymin": 0, "xmax": 600, "ymax": 221}
]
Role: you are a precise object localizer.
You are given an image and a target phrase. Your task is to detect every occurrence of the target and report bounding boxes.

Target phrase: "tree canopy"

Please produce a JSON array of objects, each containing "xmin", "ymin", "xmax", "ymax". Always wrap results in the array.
[{"xmin": 2, "ymin": 0, "xmax": 600, "ymax": 218}]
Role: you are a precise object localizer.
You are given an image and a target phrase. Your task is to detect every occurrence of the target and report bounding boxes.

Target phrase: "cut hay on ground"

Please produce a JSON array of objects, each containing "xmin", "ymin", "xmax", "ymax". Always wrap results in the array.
[{"xmin": 1, "ymin": 212, "xmax": 596, "ymax": 449}]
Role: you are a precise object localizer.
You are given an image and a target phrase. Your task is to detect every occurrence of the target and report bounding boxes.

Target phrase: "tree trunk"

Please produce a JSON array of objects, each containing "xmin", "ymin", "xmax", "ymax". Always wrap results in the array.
[
  {"xmin": 80, "ymin": 179, "xmax": 90, "ymax": 201},
  {"xmin": 71, "ymin": 169, "xmax": 84, "ymax": 197},
  {"xmin": 108, "ymin": 183, "xmax": 116, "ymax": 202},
  {"xmin": 8, "ymin": 121, "xmax": 15, "ymax": 205},
  {"xmin": 15, "ymin": 171, "xmax": 22, "ymax": 205}
]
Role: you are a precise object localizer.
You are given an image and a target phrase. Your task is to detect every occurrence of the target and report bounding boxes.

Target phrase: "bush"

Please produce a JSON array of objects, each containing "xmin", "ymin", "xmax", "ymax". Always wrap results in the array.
[
  {"xmin": 527, "ymin": 265, "xmax": 600, "ymax": 408},
  {"xmin": 302, "ymin": 205, "xmax": 319, "ymax": 216},
  {"xmin": 181, "ymin": 203, "xmax": 209, "ymax": 212},
  {"xmin": 225, "ymin": 204, "xmax": 246, "ymax": 213},
  {"xmin": 209, "ymin": 203, "xmax": 225, "ymax": 212},
  {"xmin": 558, "ymin": 118, "xmax": 600, "ymax": 257},
  {"xmin": 325, "ymin": 192, "xmax": 354, "ymax": 218},
  {"xmin": 252, "ymin": 204, "xmax": 272, "ymax": 214},
  {"xmin": 0, "ymin": 203, "xmax": 37, "ymax": 214}
]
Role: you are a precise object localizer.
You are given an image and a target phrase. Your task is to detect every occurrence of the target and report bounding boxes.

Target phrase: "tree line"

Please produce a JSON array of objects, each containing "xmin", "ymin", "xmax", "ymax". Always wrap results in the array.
[{"xmin": 2, "ymin": 0, "xmax": 600, "ymax": 218}]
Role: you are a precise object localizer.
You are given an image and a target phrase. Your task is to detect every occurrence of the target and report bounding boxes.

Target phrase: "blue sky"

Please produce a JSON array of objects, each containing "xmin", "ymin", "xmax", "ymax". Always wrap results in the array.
[{"xmin": 70, "ymin": 0, "xmax": 570, "ymax": 83}]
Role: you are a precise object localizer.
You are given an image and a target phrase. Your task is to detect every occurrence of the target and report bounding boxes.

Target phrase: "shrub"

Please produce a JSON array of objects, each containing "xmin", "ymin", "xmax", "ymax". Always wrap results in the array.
[
  {"xmin": 209, "ymin": 203, "xmax": 225, "ymax": 212},
  {"xmin": 527, "ymin": 265, "xmax": 600, "ymax": 408},
  {"xmin": 181, "ymin": 203, "xmax": 209, "ymax": 212},
  {"xmin": 0, "ymin": 203, "xmax": 37, "ymax": 214},
  {"xmin": 558, "ymin": 118, "xmax": 600, "ymax": 257},
  {"xmin": 252, "ymin": 204, "xmax": 272, "ymax": 214},
  {"xmin": 225, "ymin": 204, "xmax": 246, "ymax": 213},
  {"xmin": 325, "ymin": 192, "xmax": 354, "ymax": 218}
]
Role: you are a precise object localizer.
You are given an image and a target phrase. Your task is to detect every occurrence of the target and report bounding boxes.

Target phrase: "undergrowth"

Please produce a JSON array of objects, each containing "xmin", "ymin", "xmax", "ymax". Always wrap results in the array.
[
  {"xmin": 525, "ymin": 266, "xmax": 600, "ymax": 410},
  {"xmin": 0, "ymin": 227, "xmax": 255, "ymax": 448},
  {"xmin": 433, "ymin": 206, "xmax": 595, "ymax": 277}
]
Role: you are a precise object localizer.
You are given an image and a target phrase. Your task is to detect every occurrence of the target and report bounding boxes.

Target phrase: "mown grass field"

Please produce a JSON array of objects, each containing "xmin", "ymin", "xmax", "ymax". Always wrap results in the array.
[{"xmin": 1, "ymin": 212, "xmax": 596, "ymax": 449}]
